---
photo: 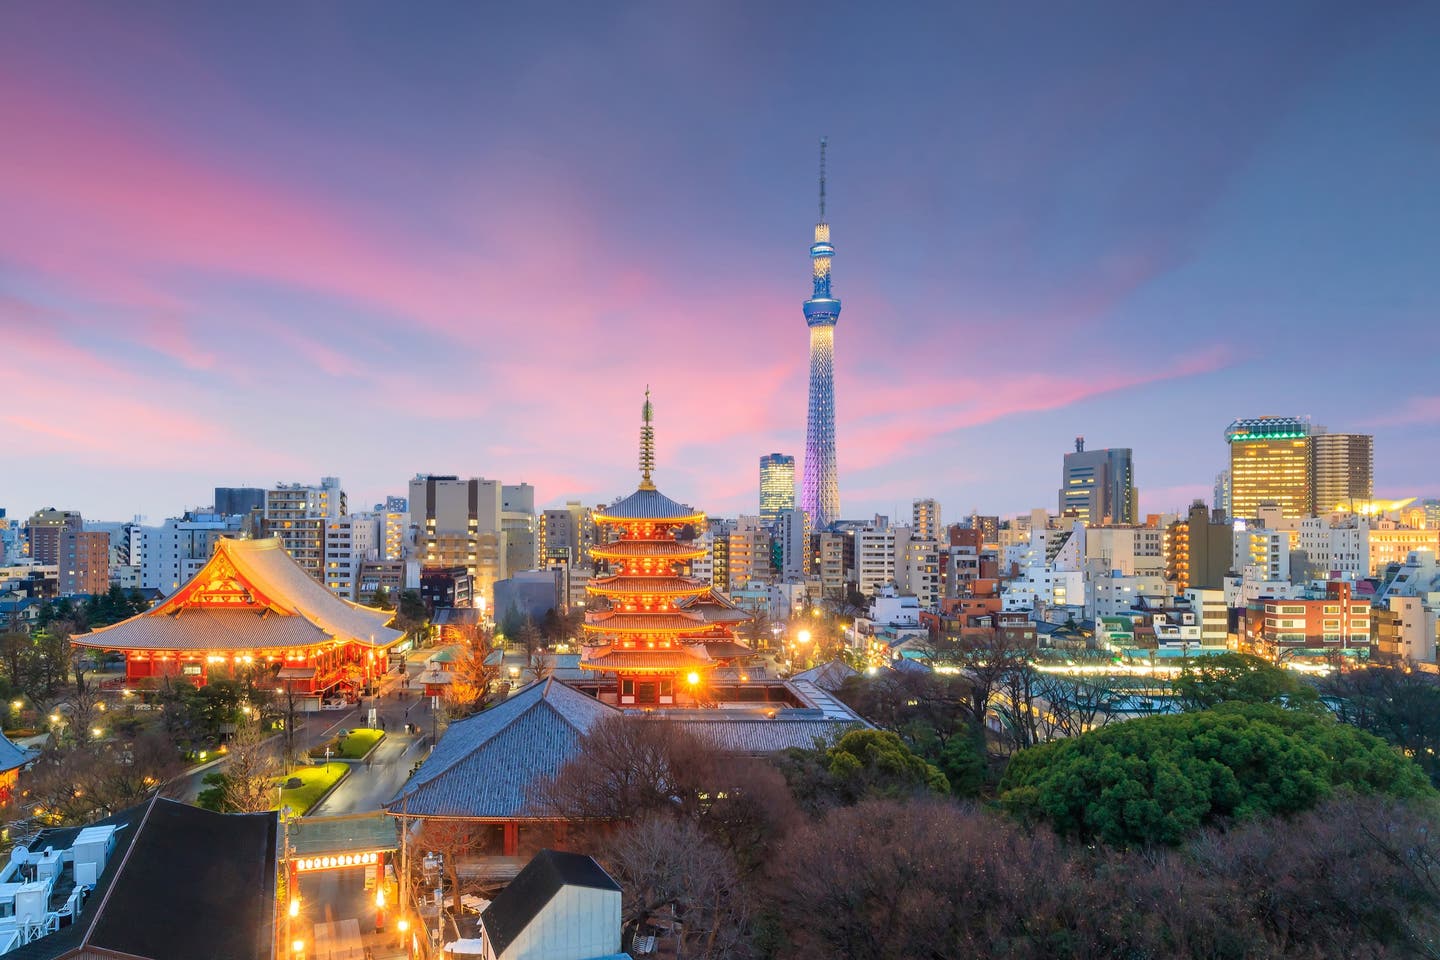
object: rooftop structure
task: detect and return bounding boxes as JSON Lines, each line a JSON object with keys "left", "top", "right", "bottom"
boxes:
{"left": 479, "top": 850, "right": 622, "bottom": 960}
{"left": 386, "top": 677, "right": 867, "bottom": 835}
{"left": 0, "top": 797, "right": 276, "bottom": 960}
{"left": 73, "top": 537, "right": 403, "bottom": 699}
{"left": 801, "top": 138, "right": 842, "bottom": 530}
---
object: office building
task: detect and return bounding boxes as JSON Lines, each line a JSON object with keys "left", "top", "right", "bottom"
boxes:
{"left": 1311, "top": 432, "right": 1374, "bottom": 514}
{"left": 759, "top": 453, "right": 796, "bottom": 524}
{"left": 1226, "top": 416, "right": 1312, "bottom": 519}
{"left": 1058, "top": 438, "right": 1137, "bottom": 524}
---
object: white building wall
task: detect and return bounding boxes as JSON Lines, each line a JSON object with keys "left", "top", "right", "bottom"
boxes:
{"left": 491, "top": 885, "right": 621, "bottom": 960}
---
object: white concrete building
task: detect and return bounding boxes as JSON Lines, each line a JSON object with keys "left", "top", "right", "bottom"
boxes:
{"left": 1088, "top": 571, "right": 1170, "bottom": 620}
{"left": 140, "top": 513, "right": 245, "bottom": 593}
{"left": 856, "top": 516, "right": 898, "bottom": 597}
{"left": 1083, "top": 524, "right": 1165, "bottom": 576}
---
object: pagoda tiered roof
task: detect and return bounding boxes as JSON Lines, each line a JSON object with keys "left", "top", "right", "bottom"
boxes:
{"left": 74, "top": 538, "right": 402, "bottom": 652}
{"left": 589, "top": 540, "right": 706, "bottom": 561}
{"left": 587, "top": 576, "right": 709, "bottom": 598}
{"left": 581, "top": 611, "right": 705, "bottom": 633}
{"left": 594, "top": 487, "right": 704, "bottom": 524}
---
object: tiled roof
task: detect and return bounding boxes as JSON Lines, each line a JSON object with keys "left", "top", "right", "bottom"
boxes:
{"left": 676, "top": 589, "right": 753, "bottom": 624}
{"left": 0, "top": 730, "right": 31, "bottom": 774}
{"left": 595, "top": 487, "right": 703, "bottom": 522}
{"left": 76, "top": 537, "right": 402, "bottom": 651}
{"left": 588, "top": 576, "right": 708, "bottom": 596}
{"left": 386, "top": 679, "right": 616, "bottom": 819}
{"left": 790, "top": 660, "right": 858, "bottom": 692}
{"left": 579, "top": 647, "right": 712, "bottom": 670}
{"left": 698, "top": 640, "right": 757, "bottom": 660}
{"left": 582, "top": 612, "right": 704, "bottom": 633}
{"left": 73, "top": 611, "right": 336, "bottom": 651}
{"left": 673, "top": 718, "right": 861, "bottom": 755}
{"left": 589, "top": 540, "right": 706, "bottom": 560}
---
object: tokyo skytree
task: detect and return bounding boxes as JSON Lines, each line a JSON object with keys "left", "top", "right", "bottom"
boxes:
{"left": 800, "top": 138, "right": 841, "bottom": 530}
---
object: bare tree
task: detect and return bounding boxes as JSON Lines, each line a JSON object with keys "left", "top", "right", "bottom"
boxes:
{"left": 418, "top": 818, "right": 481, "bottom": 916}
{"left": 66, "top": 673, "right": 101, "bottom": 747}
{"left": 222, "top": 712, "right": 278, "bottom": 813}
{"left": 601, "top": 816, "right": 752, "bottom": 960}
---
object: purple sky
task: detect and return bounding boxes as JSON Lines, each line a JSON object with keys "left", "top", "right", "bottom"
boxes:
{"left": 3, "top": 1, "right": 1438, "bottom": 524}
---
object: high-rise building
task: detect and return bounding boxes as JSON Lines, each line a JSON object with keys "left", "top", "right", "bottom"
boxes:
{"left": 1165, "top": 501, "right": 1233, "bottom": 591}
{"left": 213, "top": 487, "right": 265, "bottom": 516}
{"left": 727, "top": 517, "right": 773, "bottom": 588}
{"left": 324, "top": 513, "right": 379, "bottom": 599}
{"left": 263, "top": 477, "right": 345, "bottom": 581}
{"left": 912, "top": 499, "right": 942, "bottom": 542}
{"left": 1058, "top": 438, "right": 1137, "bottom": 524}
{"left": 59, "top": 530, "right": 109, "bottom": 596}
{"left": 800, "top": 139, "right": 842, "bottom": 531}
{"left": 24, "top": 509, "right": 82, "bottom": 565}
{"left": 777, "top": 508, "right": 808, "bottom": 580}
{"left": 409, "top": 474, "right": 505, "bottom": 607}
{"left": 759, "top": 454, "right": 796, "bottom": 524}
{"left": 1213, "top": 470, "right": 1232, "bottom": 519}
{"left": 141, "top": 512, "right": 246, "bottom": 592}
{"left": 502, "top": 483, "right": 538, "bottom": 574}
{"left": 1311, "top": 433, "right": 1374, "bottom": 514}
{"left": 1226, "top": 416, "right": 1313, "bottom": 519}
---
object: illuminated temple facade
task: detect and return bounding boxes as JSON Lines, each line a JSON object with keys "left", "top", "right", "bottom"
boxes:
{"left": 74, "top": 537, "right": 403, "bottom": 700}
{"left": 579, "top": 392, "right": 752, "bottom": 705}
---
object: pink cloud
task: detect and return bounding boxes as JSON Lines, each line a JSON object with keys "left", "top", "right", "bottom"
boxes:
{"left": 837, "top": 345, "right": 1232, "bottom": 470}
{"left": 1362, "top": 396, "right": 1440, "bottom": 428}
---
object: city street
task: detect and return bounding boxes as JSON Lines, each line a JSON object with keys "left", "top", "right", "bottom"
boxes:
{"left": 161, "top": 651, "right": 439, "bottom": 812}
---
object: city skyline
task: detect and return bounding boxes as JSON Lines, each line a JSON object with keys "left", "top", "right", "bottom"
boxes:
{"left": 3, "top": 3, "right": 1439, "bottom": 521}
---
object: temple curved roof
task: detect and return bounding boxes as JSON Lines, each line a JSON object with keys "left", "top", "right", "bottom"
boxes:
{"left": 75, "top": 537, "right": 403, "bottom": 651}
{"left": 594, "top": 487, "right": 704, "bottom": 523}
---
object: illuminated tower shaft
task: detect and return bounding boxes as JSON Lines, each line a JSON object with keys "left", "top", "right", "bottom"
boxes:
{"left": 801, "top": 139, "right": 841, "bottom": 529}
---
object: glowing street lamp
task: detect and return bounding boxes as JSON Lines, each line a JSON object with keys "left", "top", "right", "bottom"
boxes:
{"left": 796, "top": 629, "right": 812, "bottom": 645}
{"left": 686, "top": 671, "right": 701, "bottom": 687}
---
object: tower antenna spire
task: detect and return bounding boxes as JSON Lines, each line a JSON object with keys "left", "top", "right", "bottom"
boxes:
{"left": 818, "top": 136, "right": 827, "bottom": 222}
{"left": 639, "top": 386, "right": 656, "bottom": 490}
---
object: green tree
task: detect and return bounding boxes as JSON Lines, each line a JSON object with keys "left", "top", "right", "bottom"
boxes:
{"left": 394, "top": 590, "right": 429, "bottom": 641}
{"left": 998, "top": 702, "right": 1432, "bottom": 847}
{"left": 1173, "top": 652, "right": 1316, "bottom": 711}
{"left": 368, "top": 585, "right": 394, "bottom": 610}
{"left": 780, "top": 729, "right": 948, "bottom": 810}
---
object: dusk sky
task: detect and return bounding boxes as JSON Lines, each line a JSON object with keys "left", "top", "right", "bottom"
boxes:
{"left": 3, "top": 1, "right": 1438, "bottom": 524}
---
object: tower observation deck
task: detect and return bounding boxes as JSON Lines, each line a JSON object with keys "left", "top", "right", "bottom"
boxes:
{"left": 801, "top": 138, "right": 841, "bottom": 529}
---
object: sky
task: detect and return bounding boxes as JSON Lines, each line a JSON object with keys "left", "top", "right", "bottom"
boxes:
{"left": 2, "top": 1, "right": 1439, "bottom": 525}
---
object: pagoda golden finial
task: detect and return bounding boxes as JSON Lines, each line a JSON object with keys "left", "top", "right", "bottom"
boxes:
{"left": 639, "top": 386, "right": 656, "bottom": 490}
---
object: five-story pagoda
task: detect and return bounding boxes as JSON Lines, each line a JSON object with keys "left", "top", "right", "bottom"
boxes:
{"left": 580, "top": 391, "right": 752, "bottom": 706}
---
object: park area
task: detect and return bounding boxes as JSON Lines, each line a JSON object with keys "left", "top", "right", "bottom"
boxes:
{"left": 308, "top": 727, "right": 385, "bottom": 761}
{"left": 276, "top": 763, "right": 349, "bottom": 815}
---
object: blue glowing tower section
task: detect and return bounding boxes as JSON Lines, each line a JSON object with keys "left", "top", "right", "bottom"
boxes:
{"left": 801, "top": 138, "right": 841, "bottom": 530}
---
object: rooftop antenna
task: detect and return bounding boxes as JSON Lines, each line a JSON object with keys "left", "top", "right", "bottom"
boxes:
{"left": 818, "top": 136, "right": 828, "bottom": 222}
